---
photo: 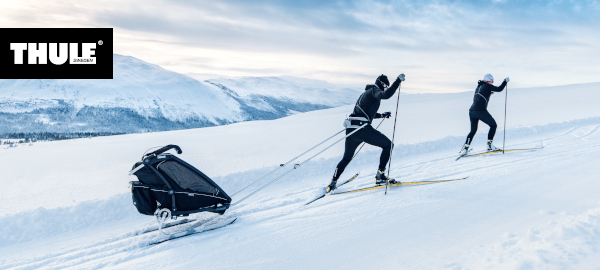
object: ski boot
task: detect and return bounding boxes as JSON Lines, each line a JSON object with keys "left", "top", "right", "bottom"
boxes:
{"left": 460, "top": 144, "right": 471, "bottom": 156}
{"left": 487, "top": 140, "right": 501, "bottom": 152}
{"left": 375, "top": 170, "right": 398, "bottom": 185}
{"left": 326, "top": 179, "right": 337, "bottom": 193}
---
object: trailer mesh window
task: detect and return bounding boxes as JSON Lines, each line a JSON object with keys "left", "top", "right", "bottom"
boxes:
{"left": 158, "top": 161, "right": 216, "bottom": 194}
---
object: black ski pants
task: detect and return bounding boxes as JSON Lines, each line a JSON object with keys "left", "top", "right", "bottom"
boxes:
{"left": 333, "top": 125, "right": 392, "bottom": 180}
{"left": 465, "top": 110, "right": 497, "bottom": 145}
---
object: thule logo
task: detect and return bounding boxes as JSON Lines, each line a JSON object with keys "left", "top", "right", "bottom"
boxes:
{"left": 10, "top": 42, "right": 98, "bottom": 65}
{"left": 1, "top": 28, "right": 113, "bottom": 79}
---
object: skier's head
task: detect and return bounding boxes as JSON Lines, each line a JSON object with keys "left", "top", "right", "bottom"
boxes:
{"left": 375, "top": 74, "right": 389, "bottom": 90}
{"left": 483, "top": 74, "right": 494, "bottom": 84}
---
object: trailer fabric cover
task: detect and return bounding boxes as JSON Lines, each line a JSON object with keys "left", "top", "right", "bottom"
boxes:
{"left": 158, "top": 160, "right": 218, "bottom": 194}
{"left": 131, "top": 183, "right": 157, "bottom": 215}
{"left": 132, "top": 162, "right": 164, "bottom": 186}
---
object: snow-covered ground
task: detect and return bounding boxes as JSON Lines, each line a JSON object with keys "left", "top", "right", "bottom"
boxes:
{"left": 0, "top": 82, "right": 599, "bottom": 269}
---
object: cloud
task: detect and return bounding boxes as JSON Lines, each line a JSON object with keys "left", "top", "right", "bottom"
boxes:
{"left": 1, "top": 0, "right": 599, "bottom": 91}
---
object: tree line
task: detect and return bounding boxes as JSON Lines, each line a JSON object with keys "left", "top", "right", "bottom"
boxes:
{"left": 0, "top": 131, "right": 126, "bottom": 143}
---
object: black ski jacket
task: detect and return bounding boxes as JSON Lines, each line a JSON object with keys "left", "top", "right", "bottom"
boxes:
{"left": 350, "top": 78, "right": 401, "bottom": 123}
{"left": 469, "top": 80, "right": 507, "bottom": 111}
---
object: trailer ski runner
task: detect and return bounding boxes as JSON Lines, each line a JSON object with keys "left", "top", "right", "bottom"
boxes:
{"left": 150, "top": 218, "right": 238, "bottom": 245}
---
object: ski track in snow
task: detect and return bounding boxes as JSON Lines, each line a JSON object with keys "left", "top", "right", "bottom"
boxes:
{"left": 2, "top": 122, "right": 600, "bottom": 269}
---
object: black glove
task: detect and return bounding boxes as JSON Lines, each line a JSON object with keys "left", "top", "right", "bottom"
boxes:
{"left": 382, "top": 112, "right": 392, "bottom": 118}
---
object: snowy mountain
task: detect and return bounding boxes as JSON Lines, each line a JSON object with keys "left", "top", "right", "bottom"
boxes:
{"left": 1, "top": 82, "right": 599, "bottom": 269}
{"left": 0, "top": 55, "right": 360, "bottom": 134}
{"left": 205, "top": 76, "right": 358, "bottom": 108}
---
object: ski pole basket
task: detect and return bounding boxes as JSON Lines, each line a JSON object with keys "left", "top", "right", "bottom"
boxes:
{"left": 129, "top": 145, "right": 231, "bottom": 217}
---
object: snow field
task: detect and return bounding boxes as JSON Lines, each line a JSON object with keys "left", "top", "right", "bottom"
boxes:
{"left": 454, "top": 206, "right": 600, "bottom": 269}
{"left": 1, "top": 120, "right": 599, "bottom": 269}
{"left": 0, "top": 82, "right": 599, "bottom": 269}
{"left": 1, "top": 123, "right": 598, "bottom": 269}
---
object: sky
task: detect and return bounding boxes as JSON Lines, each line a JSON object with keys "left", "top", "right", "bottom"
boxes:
{"left": 1, "top": 0, "right": 599, "bottom": 93}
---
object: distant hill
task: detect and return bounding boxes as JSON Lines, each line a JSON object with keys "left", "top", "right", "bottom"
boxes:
{"left": 0, "top": 55, "right": 360, "bottom": 135}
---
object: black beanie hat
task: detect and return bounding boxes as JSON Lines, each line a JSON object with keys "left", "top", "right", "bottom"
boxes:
{"left": 375, "top": 74, "right": 389, "bottom": 90}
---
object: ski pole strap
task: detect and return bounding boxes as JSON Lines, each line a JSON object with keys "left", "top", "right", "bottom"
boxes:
{"left": 232, "top": 124, "right": 368, "bottom": 206}
{"left": 230, "top": 128, "right": 346, "bottom": 196}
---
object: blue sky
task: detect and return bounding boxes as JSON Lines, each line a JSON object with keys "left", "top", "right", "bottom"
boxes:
{"left": 2, "top": 0, "right": 599, "bottom": 92}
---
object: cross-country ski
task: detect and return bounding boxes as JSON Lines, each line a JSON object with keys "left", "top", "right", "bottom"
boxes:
{"left": 335, "top": 176, "right": 470, "bottom": 195}
{"left": 457, "top": 147, "right": 544, "bottom": 160}
{"left": 305, "top": 172, "right": 360, "bottom": 205}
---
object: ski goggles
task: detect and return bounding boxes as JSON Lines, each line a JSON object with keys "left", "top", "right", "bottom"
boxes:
{"left": 377, "top": 79, "right": 388, "bottom": 88}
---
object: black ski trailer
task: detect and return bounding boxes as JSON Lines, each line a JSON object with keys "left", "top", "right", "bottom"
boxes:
{"left": 129, "top": 145, "right": 231, "bottom": 219}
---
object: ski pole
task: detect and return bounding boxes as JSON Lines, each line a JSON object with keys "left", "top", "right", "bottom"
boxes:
{"left": 233, "top": 123, "right": 369, "bottom": 206}
{"left": 385, "top": 83, "right": 402, "bottom": 195}
{"left": 231, "top": 128, "right": 345, "bottom": 196}
{"left": 503, "top": 85, "right": 508, "bottom": 154}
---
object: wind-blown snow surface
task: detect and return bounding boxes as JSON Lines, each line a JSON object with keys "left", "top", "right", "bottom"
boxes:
{"left": 0, "top": 55, "right": 359, "bottom": 134}
{"left": 1, "top": 82, "right": 599, "bottom": 269}
{"left": 205, "top": 76, "right": 358, "bottom": 108}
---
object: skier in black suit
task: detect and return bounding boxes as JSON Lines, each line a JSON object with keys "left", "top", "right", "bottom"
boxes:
{"left": 327, "top": 73, "right": 405, "bottom": 193}
{"left": 460, "top": 74, "right": 510, "bottom": 156}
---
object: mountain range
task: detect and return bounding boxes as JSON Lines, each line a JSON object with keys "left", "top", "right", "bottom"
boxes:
{"left": 0, "top": 54, "right": 360, "bottom": 135}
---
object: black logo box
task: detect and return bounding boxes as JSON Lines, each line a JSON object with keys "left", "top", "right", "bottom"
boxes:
{"left": 0, "top": 28, "right": 113, "bottom": 79}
